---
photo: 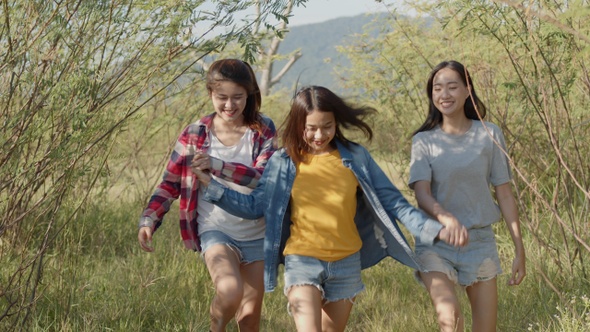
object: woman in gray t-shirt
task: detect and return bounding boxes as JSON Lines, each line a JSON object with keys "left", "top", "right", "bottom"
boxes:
{"left": 409, "top": 60, "right": 526, "bottom": 332}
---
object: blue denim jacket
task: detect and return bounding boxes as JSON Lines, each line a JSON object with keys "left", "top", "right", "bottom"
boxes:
{"left": 202, "top": 140, "right": 443, "bottom": 292}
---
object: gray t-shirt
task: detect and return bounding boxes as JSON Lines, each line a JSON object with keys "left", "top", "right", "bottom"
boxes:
{"left": 409, "top": 120, "right": 511, "bottom": 229}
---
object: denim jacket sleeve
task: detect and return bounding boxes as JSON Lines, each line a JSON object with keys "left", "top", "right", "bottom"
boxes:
{"left": 200, "top": 174, "right": 267, "bottom": 220}
{"left": 361, "top": 147, "right": 443, "bottom": 245}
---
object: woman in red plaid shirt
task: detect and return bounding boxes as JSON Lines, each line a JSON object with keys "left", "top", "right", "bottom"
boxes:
{"left": 137, "top": 59, "right": 277, "bottom": 332}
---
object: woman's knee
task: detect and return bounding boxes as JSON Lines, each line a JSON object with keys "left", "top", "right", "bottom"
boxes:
{"left": 435, "top": 305, "right": 463, "bottom": 332}
{"left": 214, "top": 278, "right": 244, "bottom": 305}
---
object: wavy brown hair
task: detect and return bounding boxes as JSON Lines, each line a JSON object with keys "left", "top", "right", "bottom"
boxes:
{"left": 281, "top": 86, "right": 375, "bottom": 163}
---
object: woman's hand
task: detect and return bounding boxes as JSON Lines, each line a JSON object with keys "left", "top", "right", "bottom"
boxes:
{"left": 437, "top": 212, "right": 469, "bottom": 247}
{"left": 191, "top": 152, "right": 212, "bottom": 186}
{"left": 138, "top": 226, "right": 154, "bottom": 252}
{"left": 509, "top": 249, "right": 526, "bottom": 286}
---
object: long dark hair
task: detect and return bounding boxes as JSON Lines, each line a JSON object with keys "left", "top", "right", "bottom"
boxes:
{"left": 413, "top": 60, "right": 487, "bottom": 135}
{"left": 281, "top": 86, "right": 375, "bottom": 163}
{"left": 206, "top": 59, "right": 263, "bottom": 131}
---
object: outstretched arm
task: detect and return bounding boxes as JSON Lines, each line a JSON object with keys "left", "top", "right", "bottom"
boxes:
{"left": 361, "top": 147, "right": 464, "bottom": 247}
{"left": 191, "top": 152, "right": 264, "bottom": 220}
{"left": 413, "top": 180, "right": 469, "bottom": 247}
{"left": 495, "top": 182, "right": 526, "bottom": 286}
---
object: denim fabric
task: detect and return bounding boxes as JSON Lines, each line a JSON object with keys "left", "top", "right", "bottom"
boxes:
{"left": 203, "top": 139, "right": 443, "bottom": 292}
{"left": 284, "top": 253, "right": 365, "bottom": 302}
{"left": 415, "top": 226, "right": 502, "bottom": 286}
{"left": 199, "top": 230, "right": 264, "bottom": 264}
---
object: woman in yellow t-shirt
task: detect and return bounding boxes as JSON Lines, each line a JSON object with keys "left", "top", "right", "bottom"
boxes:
{"left": 192, "top": 86, "right": 465, "bottom": 331}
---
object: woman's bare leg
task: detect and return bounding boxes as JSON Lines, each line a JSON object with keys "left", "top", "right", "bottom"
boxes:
{"left": 287, "top": 285, "right": 323, "bottom": 332}
{"left": 204, "top": 244, "right": 243, "bottom": 332}
{"left": 466, "top": 278, "right": 497, "bottom": 332}
{"left": 321, "top": 298, "right": 354, "bottom": 332}
{"left": 419, "top": 271, "right": 464, "bottom": 332}
{"left": 236, "top": 261, "right": 264, "bottom": 332}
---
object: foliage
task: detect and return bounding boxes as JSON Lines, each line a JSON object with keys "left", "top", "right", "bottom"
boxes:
{"left": 0, "top": 0, "right": 307, "bottom": 328}
{"left": 339, "top": 0, "right": 590, "bottom": 315}
{"left": 1, "top": 200, "right": 581, "bottom": 331}
{"left": 525, "top": 293, "right": 590, "bottom": 332}
{"left": 3, "top": 0, "right": 590, "bottom": 329}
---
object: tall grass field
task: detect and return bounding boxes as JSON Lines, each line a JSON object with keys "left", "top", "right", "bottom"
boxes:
{"left": 2, "top": 1, "right": 590, "bottom": 331}
{"left": 6, "top": 189, "right": 585, "bottom": 331}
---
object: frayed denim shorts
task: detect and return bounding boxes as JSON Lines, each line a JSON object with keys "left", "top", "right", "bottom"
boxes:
{"left": 283, "top": 252, "right": 365, "bottom": 303}
{"left": 415, "top": 226, "right": 503, "bottom": 287}
{"left": 199, "top": 230, "right": 264, "bottom": 264}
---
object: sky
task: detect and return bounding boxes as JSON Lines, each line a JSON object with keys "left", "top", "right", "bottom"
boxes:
{"left": 288, "top": 0, "right": 396, "bottom": 26}
{"left": 197, "top": 1, "right": 410, "bottom": 28}
{"left": 193, "top": 1, "right": 412, "bottom": 39}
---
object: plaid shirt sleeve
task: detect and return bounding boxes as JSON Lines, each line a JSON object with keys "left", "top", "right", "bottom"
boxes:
{"left": 138, "top": 126, "right": 192, "bottom": 230}
{"left": 209, "top": 116, "right": 277, "bottom": 189}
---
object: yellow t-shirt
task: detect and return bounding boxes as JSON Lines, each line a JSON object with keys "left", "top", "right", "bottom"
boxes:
{"left": 283, "top": 149, "right": 362, "bottom": 261}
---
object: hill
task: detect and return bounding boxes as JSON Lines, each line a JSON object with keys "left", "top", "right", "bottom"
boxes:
{"left": 270, "top": 12, "right": 388, "bottom": 94}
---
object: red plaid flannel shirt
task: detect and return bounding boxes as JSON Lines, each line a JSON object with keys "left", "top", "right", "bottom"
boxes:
{"left": 139, "top": 113, "right": 277, "bottom": 250}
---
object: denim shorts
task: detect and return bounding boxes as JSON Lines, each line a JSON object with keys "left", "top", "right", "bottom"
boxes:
{"left": 199, "top": 230, "right": 264, "bottom": 264}
{"left": 283, "top": 252, "right": 365, "bottom": 303}
{"left": 415, "top": 226, "right": 503, "bottom": 287}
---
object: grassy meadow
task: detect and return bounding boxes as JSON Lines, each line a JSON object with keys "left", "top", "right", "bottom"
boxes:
{"left": 3, "top": 1, "right": 590, "bottom": 331}
{"left": 14, "top": 174, "right": 587, "bottom": 332}
{"left": 11, "top": 87, "right": 588, "bottom": 332}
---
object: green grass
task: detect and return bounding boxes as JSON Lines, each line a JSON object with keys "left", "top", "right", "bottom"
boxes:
{"left": 2, "top": 199, "right": 583, "bottom": 331}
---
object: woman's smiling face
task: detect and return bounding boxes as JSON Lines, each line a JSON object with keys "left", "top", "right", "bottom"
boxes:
{"left": 210, "top": 81, "right": 248, "bottom": 123}
{"left": 432, "top": 67, "right": 471, "bottom": 118}
{"left": 304, "top": 110, "right": 336, "bottom": 155}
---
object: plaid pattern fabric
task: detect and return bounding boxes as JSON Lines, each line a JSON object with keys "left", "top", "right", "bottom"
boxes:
{"left": 139, "top": 113, "right": 277, "bottom": 250}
